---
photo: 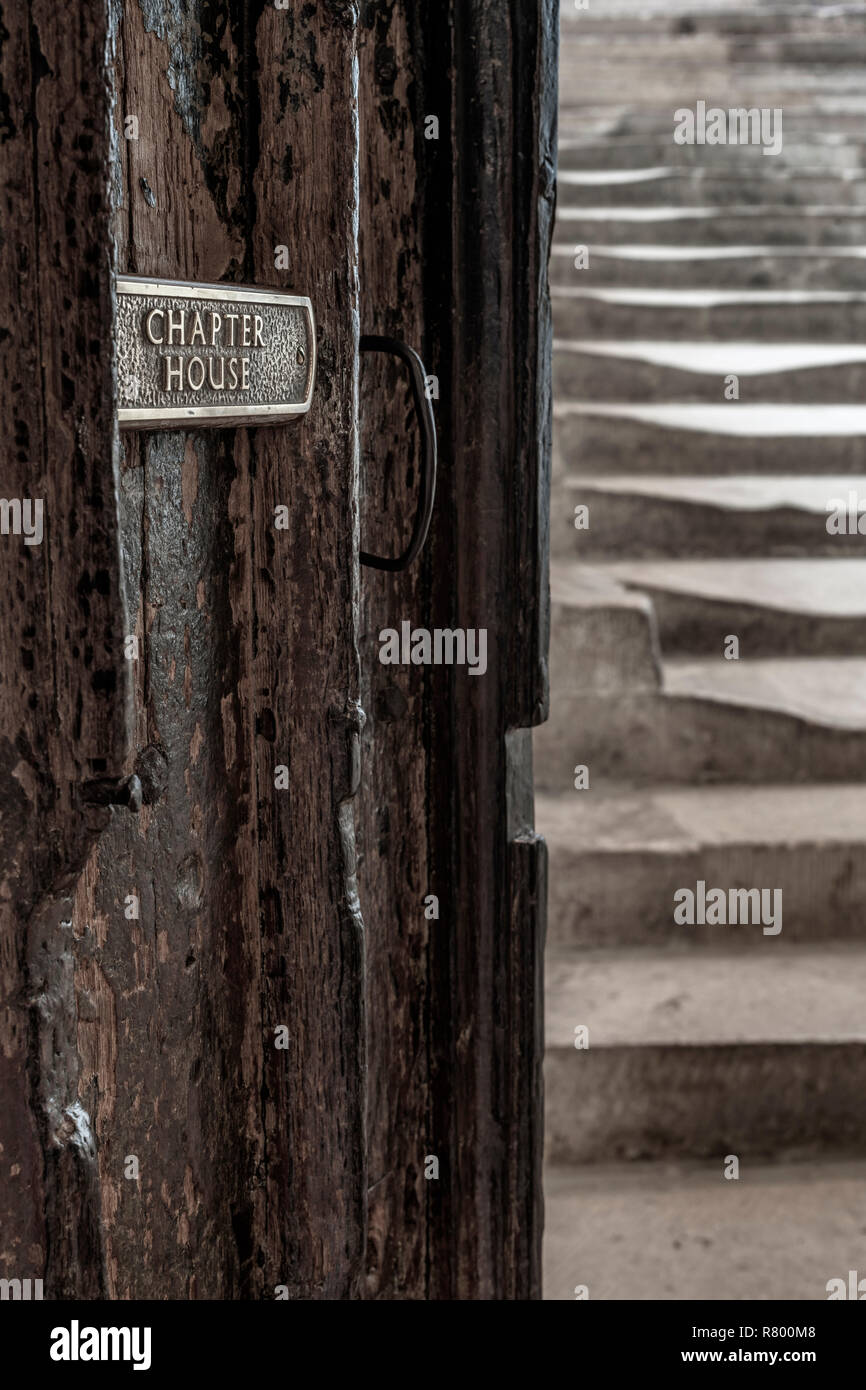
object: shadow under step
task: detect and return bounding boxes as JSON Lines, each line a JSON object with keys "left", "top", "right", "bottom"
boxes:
{"left": 555, "top": 403, "right": 866, "bottom": 476}
{"left": 549, "top": 244, "right": 866, "bottom": 290}
{"left": 554, "top": 340, "right": 866, "bottom": 402}
{"left": 558, "top": 169, "right": 866, "bottom": 209}
{"left": 557, "top": 205, "right": 866, "bottom": 246}
{"left": 555, "top": 475, "right": 866, "bottom": 559}
{"left": 557, "top": 140, "right": 866, "bottom": 172}
{"left": 552, "top": 288, "right": 866, "bottom": 339}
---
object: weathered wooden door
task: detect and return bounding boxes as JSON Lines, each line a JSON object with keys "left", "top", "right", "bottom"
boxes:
{"left": 1, "top": 0, "right": 554, "bottom": 1301}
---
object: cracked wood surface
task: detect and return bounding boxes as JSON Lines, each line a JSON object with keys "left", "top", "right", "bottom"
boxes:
{"left": 2, "top": 0, "right": 364, "bottom": 1300}
{"left": 0, "top": 0, "right": 552, "bottom": 1301}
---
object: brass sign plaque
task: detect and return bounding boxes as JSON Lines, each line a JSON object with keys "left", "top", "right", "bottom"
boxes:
{"left": 116, "top": 276, "right": 315, "bottom": 429}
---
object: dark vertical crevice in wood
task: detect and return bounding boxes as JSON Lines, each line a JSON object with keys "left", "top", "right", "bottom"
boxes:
{"left": 509, "top": 0, "right": 556, "bottom": 735}
{"left": 411, "top": 0, "right": 460, "bottom": 1302}
{"left": 504, "top": 830, "right": 547, "bottom": 1298}
{"left": 236, "top": 0, "right": 261, "bottom": 287}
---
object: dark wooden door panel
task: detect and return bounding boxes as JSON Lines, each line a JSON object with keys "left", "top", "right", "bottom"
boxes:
{"left": 2, "top": 0, "right": 365, "bottom": 1300}
{"left": 0, "top": 0, "right": 553, "bottom": 1301}
{"left": 357, "top": 0, "right": 554, "bottom": 1300}
{"left": 0, "top": 0, "right": 130, "bottom": 1298}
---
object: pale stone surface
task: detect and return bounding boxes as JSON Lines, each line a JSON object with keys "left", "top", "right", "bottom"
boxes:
{"left": 565, "top": 475, "right": 866, "bottom": 511}
{"left": 558, "top": 166, "right": 675, "bottom": 185}
{"left": 554, "top": 288, "right": 866, "bottom": 306}
{"left": 544, "top": 0, "right": 866, "bottom": 1283}
{"left": 563, "top": 244, "right": 866, "bottom": 261}
{"left": 554, "top": 341, "right": 866, "bottom": 373}
{"left": 558, "top": 206, "right": 866, "bottom": 221}
{"left": 545, "top": 944, "right": 866, "bottom": 1048}
{"left": 536, "top": 783, "right": 866, "bottom": 853}
{"left": 664, "top": 656, "right": 866, "bottom": 729}
{"left": 544, "top": 1160, "right": 866, "bottom": 1301}
{"left": 602, "top": 559, "right": 866, "bottom": 616}
{"left": 555, "top": 402, "right": 866, "bottom": 437}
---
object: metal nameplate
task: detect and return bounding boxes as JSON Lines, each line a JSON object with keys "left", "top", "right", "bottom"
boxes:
{"left": 116, "top": 276, "right": 315, "bottom": 429}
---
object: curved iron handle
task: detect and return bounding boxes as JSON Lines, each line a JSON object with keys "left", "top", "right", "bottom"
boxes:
{"left": 359, "top": 335, "right": 437, "bottom": 571}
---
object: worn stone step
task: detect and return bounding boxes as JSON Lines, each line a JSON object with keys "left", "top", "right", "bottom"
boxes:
{"left": 548, "top": 563, "right": 662, "bottom": 695}
{"left": 557, "top": 139, "right": 866, "bottom": 171}
{"left": 538, "top": 783, "right": 866, "bottom": 950}
{"left": 560, "top": 27, "right": 866, "bottom": 65}
{"left": 561, "top": 0, "right": 866, "bottom": 25}
{"left": 544, "top": 1157, "right": 866, "bottom": 1300}
{"left": 665, "top": 655, "right": 866, "bottom": 726}
{"left": 561, "top": 57, "right": 866, "bottom": 101}
{"left": 555, "top": 403, "right": 866, "bottom": 476}
{"left": 553, "top": 340, "right": 866, "bottom": 402}
{"left": 552, "top": 287, "right": 866, "bottom": 338}
{"left": 599, "top": 558, "right": 866, "bottom": 655}
{"left": 561, "top": 80, "right": 866, "bottom": 122}
{"left": 559, "top": 168, "right": 866, "bottom": 209}
{"left": 558, "top": 109, "right": 866, "bottom": 143}
{"left": 557, "top": 205, "right": 866, "bottom": 245}
{"left": 555, "top": 475, "right": 866, "bottom": 560}
{"left": 549, "top": 243, "right": 866, "bottom": 290}
{"left": 559, "top": 65, "right": 866, "bottom": 109}
{"left": 534, "top": 655, "right": 866, "bottom": 789}
{"left": 545, "top": 944, "right": 866, "bottom": 1163}
{"left": 560, "top": 3, "right": 866, "bottom": 40}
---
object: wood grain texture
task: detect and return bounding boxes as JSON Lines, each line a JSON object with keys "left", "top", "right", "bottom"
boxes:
{"left": 3, "top": 0, "right": 364, "bottom": 1300}
{"left": 0, "top": 0, "right": 130, "bottom": 1297}
{"left": 357, "top": 0, "right": 555, "bottom": 1299}
{"left": 357, "top": 0, "right": 432, "bottom": 1300}
{"left": 431, "top": 0, "right": 554, "bottom": 1300}
{"left": 1, "top": 0, "right": 553, "bottom": 1301}
{"left": 102, "top": 0, "right": 364, "bottom": 1299}
{"left": 433, "top": 0, "right": 556, "bottom": 1301}
{"left": 251, "top": 0, "right": 365, "bottom": 1302}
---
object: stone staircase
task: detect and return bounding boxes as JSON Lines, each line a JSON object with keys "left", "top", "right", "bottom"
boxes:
{"left": 539, "top": 0, "right": 866, "bottom": 1301}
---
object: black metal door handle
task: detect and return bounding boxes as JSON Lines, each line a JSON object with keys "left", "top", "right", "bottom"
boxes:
{"left": 359, "top": 335, "right": 437, "bottom": 571}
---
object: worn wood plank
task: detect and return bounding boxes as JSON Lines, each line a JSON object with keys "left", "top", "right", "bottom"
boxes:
{"left": 433, "top": 0, "right": 554, "bottom": 1300}
{"left": 251, "top": 0, "right": 365, "bottom": 1302}
{"left": 1, "top": 0, "right": 552, "bottom": 1301}
{"left": 357, "top": 0, "right": 555, "bottom": 1300}
{"left": 76, "top": 0, "right": 267, "bottom": 1299}
{"left": 0, "top": 0, "right": 129, "bottom": 1298}
{"left": 98, "top": 0, "right": 364, "bottom": 1299}
{"left": 2, "top": 0, "right": 364, "bottom": 1300}
{"left": 357, "top": 0, "right": 432, "bottom": 1300}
